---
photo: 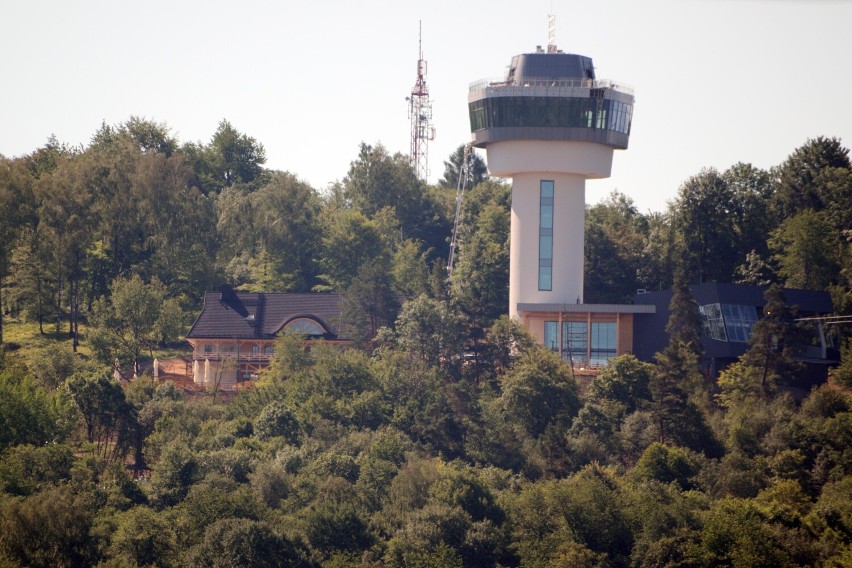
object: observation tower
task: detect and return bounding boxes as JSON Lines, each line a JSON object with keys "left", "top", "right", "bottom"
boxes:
{"left": 468, "top": 27, "right": 652, "bottom": 367}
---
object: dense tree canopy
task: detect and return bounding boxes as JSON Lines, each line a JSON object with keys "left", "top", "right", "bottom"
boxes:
{"left": 0, "top": 123, "right": 851, "bottom": 566}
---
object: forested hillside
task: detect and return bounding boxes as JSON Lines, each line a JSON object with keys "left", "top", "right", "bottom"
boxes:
{"left": 1, "top": 119, "right": 851, "bottom": 566}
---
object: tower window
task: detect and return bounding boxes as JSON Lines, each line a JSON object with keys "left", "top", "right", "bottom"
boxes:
{"left": 539, "top": 180, "right": 554, "bottom": 291}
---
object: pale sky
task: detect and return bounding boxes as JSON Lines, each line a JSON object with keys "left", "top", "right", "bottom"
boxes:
{"left": 2, "top": 0, "right": 851, "bottom": 213}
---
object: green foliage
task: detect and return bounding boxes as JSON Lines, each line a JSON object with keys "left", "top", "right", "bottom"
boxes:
{"left": 506, "top": 466, "right": 633, "bottom": 564}
{"left": 303, "top": 478, "right": 373, "bottom": 557}
{"left": 635, "top": 443, "right": 702, "bottom": 489}
{"left": 284, "top": 345, "right": 384, "bottom": 430}
{"left": 248, "top": 458, "right": 291, "bottom": 509}
{"left": 66, "top": 372, "right": 136, "bottom": 467}
{"left": 245, "top": 172, "right": 322, "bottom": 292}
{"left": 391, "top": 238, "right": 432, "bottom": 298}
{"left": 193, "top": 517, "right": 310, "bottom": 568}
{"left": 474, "top": 315, "right": 536, "bottom": 385}
{"left": 450, "top": 202, "right": 509, "bottom": 324}
{"left": 0, "top": 484, "right": 97, "bottom": 567}
{"left": 499, "top": 348, "right": 579, "bottom": 438}
{"left": 651, "top": 342, "right": 722, "bottom": 456}
{"left": 317, "top": 209, "right": 386, "bottom": 291}
{"left": 254, "top": 401, "right": 301, "bottom": 444}
{"left": 832, "top": 340, "right": 852, "bottom": 388}
{"left": 700, "top": 497, "right": 794, "bottom": 567}
{"left": 88, "top": 274, "right": 177, "bottom": 375}
{"left": 107, "top": 505, "right": 177, "bottom": 567}
{"left": 672, "top": 167, "right": 738, "bottom": 283}
{"left": 0, "top": 443, "right": 74, "bottom": 495}
{"left": 339, "top": 260, "right": 400, "bottom": 345}
{"left": 584, "top": 191, "right": 648, "bottom": 303}
{"left": 587, "top": 354, "right": 653, "bottom": 413}
{"left": 343, "top": 142, "right": 449, "bottom": 257}
{"left": 774, "top": 135, "right": 851, "bottom": 218}
{"left": 183, "top": 119, "right": 267, "bottom": 194}
{"left": 148, "top": 439, "right": 200, "bottom": 507}
{"left": 388, "top": 295, "right": 464, "bottom": 371}
{"left": 3, "top": 124, "right": 852, "bottom": 567}
{"left": 0, "top": 368, "right": 65, "bottom": 452}
{"left": 30, "top": 342, "right": 78, "bottom": 389}
{"left": 771, "top": 209, "right": 841, "bottom": 290}
{"left": 373, "top": 353, "right": 465, "bottom": 458}
{"left": 439, "top": 144, "right": 488, "bottom": 189}
{"left": 739, "top": 284, "right": 803, "bottom": 395}
{"left": 665, "top": 267, "right": 703, "bottom": 355}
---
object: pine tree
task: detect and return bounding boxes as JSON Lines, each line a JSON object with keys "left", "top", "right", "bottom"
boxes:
{"left": 650, "top": 341, "right": 721, "bottom": 455}
{"left": 740, "top": 284, "right": 803, "bottom": 393}
{"left": 665, "top": 267, "right": 703, "bottom": 358}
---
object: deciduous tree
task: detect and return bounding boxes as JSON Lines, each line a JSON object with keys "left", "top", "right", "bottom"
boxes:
{"left": 499, "top": 348, "right": 579, "bottom": 438}
{"left": 671, "top": 168, "right": 738, "bottom": 284}
{"left": 88, "top": 274, "right": 175, "bottom": 376}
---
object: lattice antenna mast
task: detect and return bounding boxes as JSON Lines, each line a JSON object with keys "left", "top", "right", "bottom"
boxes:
{"left": 547, "top": 13, "right": 557, "bottom": 52}
{"left": 408, "top": 21, "right": 434, "bottom": 181}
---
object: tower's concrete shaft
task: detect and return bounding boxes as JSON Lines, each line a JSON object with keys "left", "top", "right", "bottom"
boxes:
{"left": 468, "top": 49, "right": 633, "bottom": 318}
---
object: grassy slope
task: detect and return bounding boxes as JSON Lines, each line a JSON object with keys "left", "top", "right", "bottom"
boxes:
{"left": 2, "top": 316, "right": 190, "bottom": 372}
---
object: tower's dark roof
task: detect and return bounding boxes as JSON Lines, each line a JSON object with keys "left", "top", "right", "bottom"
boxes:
{"left": 508, "top": 52, "right": 595, "bottom": 84}
{"left": 186, "top": 287, "right": 344, "bottom": 340}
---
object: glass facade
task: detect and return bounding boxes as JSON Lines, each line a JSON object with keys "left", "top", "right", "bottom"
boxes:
{"left": 544, "top": 320, "right": 617, "bottom": 366}
{"left": 722, "top": 304, "right": 758, "bottom": 343}
{"left": 469, "top": 96, "right": 632, "bottom": 135}
{"left": 699, "top": 304, "right": 727, "bottom": 341}
{"left": 699, "top": 303, "right": 757, "bottom": 343}
{"left": 539, "top": 181, "right": 554, "bottom": 291}
{"left": 562, "top": 321, "right": 588, "bottom": 365}
{"left": 590, "top": 322, "right": 616, "bottom": 366}
{"left": 544, "top": 321, "right": 558, "bottom": 351}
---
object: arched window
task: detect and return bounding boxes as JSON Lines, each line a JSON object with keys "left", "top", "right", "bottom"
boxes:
{"left": 283, "top": 318, "right": 326, "bottom": 336}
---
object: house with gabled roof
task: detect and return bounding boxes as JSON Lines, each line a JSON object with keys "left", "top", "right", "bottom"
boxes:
{"left": 185, "top": 286, "right": 347, "bottom": 389}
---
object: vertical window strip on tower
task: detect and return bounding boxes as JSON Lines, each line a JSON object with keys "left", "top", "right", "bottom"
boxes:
{"left": 539, "top": 180, "right": 554, "bottom": 290}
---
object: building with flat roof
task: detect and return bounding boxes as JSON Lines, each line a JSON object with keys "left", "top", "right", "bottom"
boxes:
{"left": 632, "top": 282, "right": 838, "bottom": 383}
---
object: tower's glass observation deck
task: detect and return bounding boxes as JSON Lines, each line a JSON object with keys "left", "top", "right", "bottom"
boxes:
{"left": 468, "top": 51, "right": 633, "bottom": 149}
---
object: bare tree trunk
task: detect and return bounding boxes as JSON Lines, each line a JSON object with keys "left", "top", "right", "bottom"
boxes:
{"left": 0, "top": 275, "right": 4, "bottom": 345}
{"left": 71, "top": 279, "right": 79, "bottom": 352}
{"left": 55, "top": 273, "right": 63, "bottom": 334}
{"left": 69, "top": 278, "right": 74, "bottom": 340}
{"left": 37, "top": 274, "right": 44, "bottom": 335}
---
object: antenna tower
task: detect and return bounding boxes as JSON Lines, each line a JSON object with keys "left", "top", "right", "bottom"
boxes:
{"left": 547, "top": 13, "right": 557, "bottom": 52}
{"left": 408, "top": 21, "right": 434, "bottom": 181}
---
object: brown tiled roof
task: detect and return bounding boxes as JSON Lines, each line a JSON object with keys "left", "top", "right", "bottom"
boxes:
{"left": 186, "top": 287, "right": 344, "bottom": 340}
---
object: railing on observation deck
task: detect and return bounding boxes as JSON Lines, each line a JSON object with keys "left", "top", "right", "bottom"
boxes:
{"left": 469, "top": 77, "right": 634, "bottom": 96}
